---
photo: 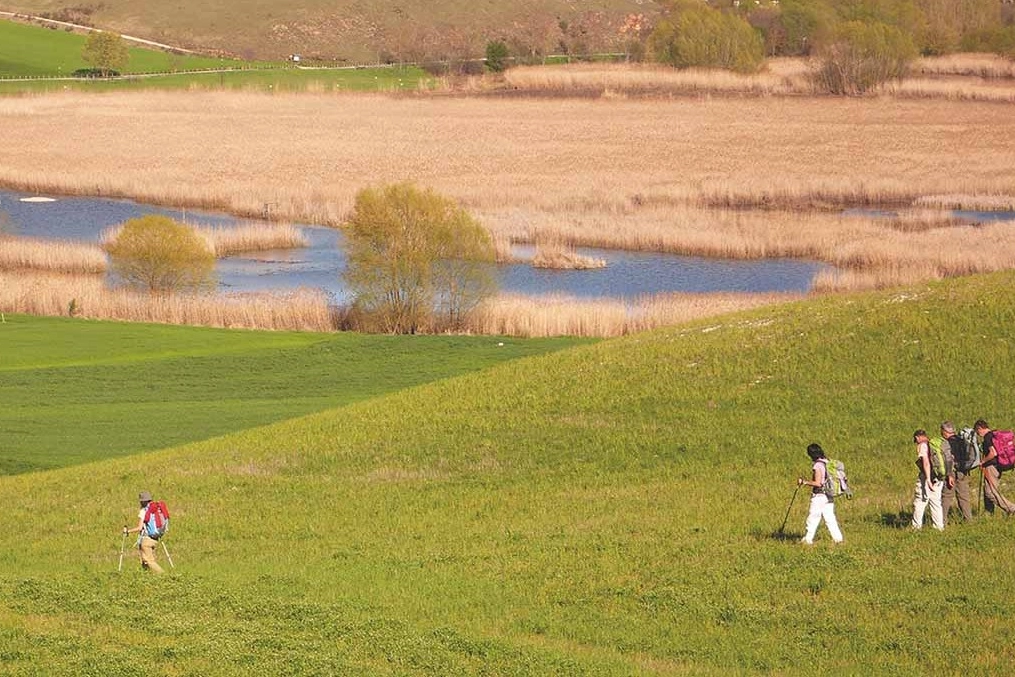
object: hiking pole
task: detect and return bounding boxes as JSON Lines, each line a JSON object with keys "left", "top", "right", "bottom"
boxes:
{"left": 161, "top": 540, "right": 175, "bottom": 569}
{"left": 117, "top": 527, "right": 127, "bottom": 572}
{"left": 978, "top": 469, "right": 984, "bottom": 516}
{"left": 778, "top": 484, "right": 801, "bottom": 535}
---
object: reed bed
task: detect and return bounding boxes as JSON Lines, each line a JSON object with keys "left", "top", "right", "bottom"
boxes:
{"left": 2, "top": 92, "right": 1012, "bottom": 229}
{"left": 531, "top": 237, "right": 607, "bottom": 270}
{"left": 0, "top": 237, "right": 107, "bottom": 274}
{"left": 913, "top": 53, "right": 1015, "bottom": 79}
{"left": 501, "top": 63, "right": 807, "bottom": 97}
{"left": 0, "top": 271, "right": 333, "bottom": 331}
{"left": 915, "top": 194, "right": 1015, "bottom": 211}
{"left": 469, "top": 292, "right": 799, "bottom": 338}
{"left": 885, "top": 78, "right": 1015, "bottom": 103}
{"left": 99, "top": 221, "right": 308, "bottom": 257}
{"left": 499, "top": 59, "right": 1015, "bottom": 102}
{"left": 195, "top": 223, "right": 308, "bottom": 256}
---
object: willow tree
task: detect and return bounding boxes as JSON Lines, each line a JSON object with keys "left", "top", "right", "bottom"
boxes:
{"left": 105, "top": 215, "right": 216, "bottom": 294}
{"left": 343, "top": 183, "right": 496, "bottom": 333}
{"left": 82, "top": 31, "right": 130, "bottom": 76}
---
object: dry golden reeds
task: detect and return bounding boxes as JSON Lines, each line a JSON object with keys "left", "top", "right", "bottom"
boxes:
{"left": 2, "top": 91, "right": 1012, "bottom": 231}
{"left": 0, "top": 271, "right": 334, "bottom": 331}
{"left": 531, "top": 236, "right": 606, "bottom": 270}
{"left": 0, "top": 237, "right": 107, "bottom": 274}
{"left": 501, "top": 62, "right": 807, "bottom": 97}
{"left": 913, "top": 54, "right": 1015, "bottom": 79}
{"left": 100, "top": 221, "right": 308, "bottom": 257}
{"left": 469, "top": 292, "right": 800, "bottom": 338}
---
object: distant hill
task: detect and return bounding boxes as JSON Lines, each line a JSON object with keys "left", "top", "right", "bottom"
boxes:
{"left": 0, "top": 0, "right": 651, "bottom": 62}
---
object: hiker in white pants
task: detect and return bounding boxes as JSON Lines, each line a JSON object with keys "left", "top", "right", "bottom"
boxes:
{"left": 911, "top": 429, "right": 945, "bottom": 530}
{"left": 798, "top": 443, "right": 844, "bottom": 544}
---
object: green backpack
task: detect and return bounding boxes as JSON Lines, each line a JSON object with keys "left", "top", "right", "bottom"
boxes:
{"left": 928, "top": 437, "right": 948, "bottom": 481}
{"left": 821, "top": 458, "right": 853, "bottom": 499}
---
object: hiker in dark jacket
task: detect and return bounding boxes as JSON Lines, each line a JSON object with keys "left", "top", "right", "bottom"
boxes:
{"left": 974, "top": 420, "right": 1015, "bottom": 515}
{"left": 123, "top": 491, "right": 164, "bottom": 573}
{"left": 938, "top": 422, "right": 972, "bottom": 523}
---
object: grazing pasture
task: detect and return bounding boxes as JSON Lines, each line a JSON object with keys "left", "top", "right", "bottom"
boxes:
{"left": 0, "top": 314, "right": 585, "bottom": 474}
{"left": 0, "top": 272, "right": 1013, "bottom": 673}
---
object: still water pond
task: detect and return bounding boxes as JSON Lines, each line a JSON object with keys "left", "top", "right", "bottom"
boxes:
{"left": 1, "top": 190, "right": 832, "bottom": 300}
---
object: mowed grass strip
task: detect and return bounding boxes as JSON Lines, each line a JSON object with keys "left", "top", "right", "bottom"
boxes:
{"left": 0, "top": 19, "right": 429, "bottom": 92}
{"left": 0, "top": 314, "right": 587, "bottom": 473}
{"left": 0, "top": 18, "right": 238, "bottom": 76}
{"left": 2, "top": 273, "right": 1015, "bottom": 673}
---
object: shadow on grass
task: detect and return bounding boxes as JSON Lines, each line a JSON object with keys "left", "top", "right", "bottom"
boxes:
{"left": 876, "top": 511, "right": 914, "bottom": 529}
{"left": 750, "top": 527, "right": 803, "bottom": 542}
{"left": 769, "top": 529, "right": 803, "bottom": 542}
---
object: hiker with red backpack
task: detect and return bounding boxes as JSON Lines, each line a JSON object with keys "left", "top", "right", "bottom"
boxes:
{"left": 911, "top": 429, "right": 945, "bottom": 530}
{"left": 974, "top": 420, "right": 1015, "bottom": 515}
{"left": 123, "top": 491, "right": 170, "bottom": 573}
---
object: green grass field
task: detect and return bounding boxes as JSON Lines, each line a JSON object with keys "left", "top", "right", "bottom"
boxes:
{"left": 0, "top": 19, "right": 430, "bottom": 93}
{"left": 1, "top": 273, "right": 1014, "bottom": 674}
{"left": 0, "top": 19, "right": 240, "bottom": 76}
{"left": 0, "top": 316, "right": 586, "bottom": 474}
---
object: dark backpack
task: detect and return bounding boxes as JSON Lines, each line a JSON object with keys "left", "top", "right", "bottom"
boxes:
{"left": 993, "top": 430, "right": 1015, "bottom": 472}
{"left": 142, "top": 501, "right": 170, "bottom": 540}
{"left": 956, "top": 427, "right": 981, "bottom": 472}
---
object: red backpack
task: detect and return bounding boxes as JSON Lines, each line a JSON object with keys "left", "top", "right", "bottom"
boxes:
{"left": 992, "top": 430, "right": 1015, "bottom": 471}
{"left": 142, "top": 501, "right": 171, "bottom": 540}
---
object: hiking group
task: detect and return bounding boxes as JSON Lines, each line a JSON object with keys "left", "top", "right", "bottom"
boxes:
{"left": 795, "top": 418, "right": 1014, "bottom": 544}
{"left": 120, "top": 491, "right": 171, "bottom": 573}
{"left": 910, "top": 419, "right": 1015, "bottom": 531}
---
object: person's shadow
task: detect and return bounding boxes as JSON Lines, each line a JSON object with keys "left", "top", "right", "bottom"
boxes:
{"left": 877, "top": 511, "right": 913, "bottom": 529}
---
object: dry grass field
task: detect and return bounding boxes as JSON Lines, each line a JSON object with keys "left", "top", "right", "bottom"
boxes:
{"left": 2, "top": 89, "right": 1013, "bottom": 292}
{"left": 1, "top": 85, "right": 1014, "bottom": 335}
{"left": 0, "top": 271, "right": 335, "bottom": 331}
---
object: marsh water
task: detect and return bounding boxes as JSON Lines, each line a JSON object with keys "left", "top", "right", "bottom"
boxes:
{"left": 0, "top": 189, "right": 847, "bottom": 301}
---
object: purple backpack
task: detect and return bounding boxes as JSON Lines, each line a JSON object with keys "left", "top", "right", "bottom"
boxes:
{"left": 992, "top": 430, "right": 1015, "bottom": 471}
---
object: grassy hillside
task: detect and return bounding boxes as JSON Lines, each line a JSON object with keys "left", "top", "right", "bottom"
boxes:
{"left": 0, "top": 315, "right": 585, "bottom": 474}
{"left": 0, "top": 18, "right": 239, "bottom": 76}
{"left": 2, "top": 272, "right": 1015, "bottom": 673}
{"left": 1, "top": 0, "right": 647, "bottom": 61}
{"left": 0, "top": 19, "right": 430, "bottom": 92}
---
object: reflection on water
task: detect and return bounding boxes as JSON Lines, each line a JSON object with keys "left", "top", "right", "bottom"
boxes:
{"left": 1, "top": 189, "right": 843, "bottom": 300}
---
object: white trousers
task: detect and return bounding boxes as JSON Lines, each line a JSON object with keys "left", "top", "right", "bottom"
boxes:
{"left": 912, "top": 478, "right": 944, "bottom": 530}
{"left": 803, "top": 493, "right": 843, "bottom": 544}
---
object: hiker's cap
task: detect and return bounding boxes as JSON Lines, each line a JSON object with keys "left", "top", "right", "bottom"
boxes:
{"left": 139, "top": 491, "right": 153, "bottom": 503}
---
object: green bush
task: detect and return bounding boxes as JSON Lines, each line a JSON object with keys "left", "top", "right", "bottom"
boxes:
{"left": 779, "top": 0, "right": 838, "bottom": 55}
{"left": 961, "top": 26, "right": 1015, "bottom": 59}
{"left": 81, "top": 31, "right": 129, "bottom": 77}
{"left": 342, "top": 183, "right": 496, "bottom": 334}
{"left": 813, "top": 20, "right": 916, "bottom": 95}
{"left": 485, "top": 40, "right": 509, "bottom": 72}
{"left": 104, "top": 215, "right": 215, "bottom": 294}
{"left": 649, "top": 5, "right": 765, "bottom": 73}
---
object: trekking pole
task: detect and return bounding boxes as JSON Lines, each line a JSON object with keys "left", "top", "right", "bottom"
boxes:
{"left": 117, "top": 527, "right": 127, "bottom": 572}
{"left": 161, "top": 540, "right": 175, "bottom": 569}
{"left": 778, "top": 484, "right": 801, "bottom": 535}
{"left": 978, "top": 469, "right": 984, "bottom": 516}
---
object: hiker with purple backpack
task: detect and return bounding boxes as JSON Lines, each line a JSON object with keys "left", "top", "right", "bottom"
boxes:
{"left": 974, "top": 420, "right": 1015, "bottom": 515}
